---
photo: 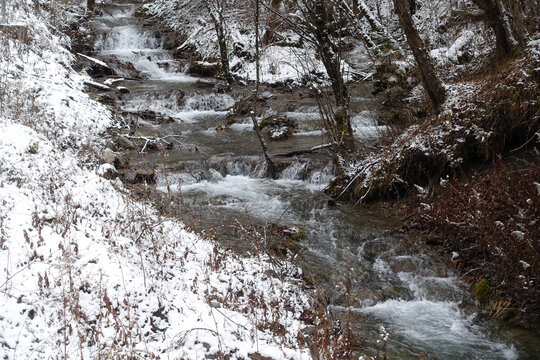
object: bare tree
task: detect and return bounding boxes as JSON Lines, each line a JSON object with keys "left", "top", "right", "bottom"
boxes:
{"left": 252, "top": 0, "right": 277, "bottom": 178}
{"left": 393, "top": 0, "right": 446, "bottom": 110}
{"left": 472, "top": 0, "right": 526, "bottom": 58}
{"left": 289, "top": 0, "right": 355, "bottom": 150}
{"left": 202, "top": 0, "right": 233, "bottom": 83}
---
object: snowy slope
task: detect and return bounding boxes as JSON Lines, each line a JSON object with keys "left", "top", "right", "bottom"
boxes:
{"left": 0, "top": 2, "right": 310, "bottom": 359}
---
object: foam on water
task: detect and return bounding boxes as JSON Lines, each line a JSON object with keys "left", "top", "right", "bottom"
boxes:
{"left": 122, "top": 92, "right": 187, "bottom": 119}
{"left": 361, "top": 300, "right": 518, "bottom": 359}
{"left": 95, "top": 24, "right": 197, "bottom": 82}
{"left": 95, "top": 26, "right": 160, "bottom": 52}
{"left": 351, "top": 110, "right": 387, "bottom": 139}
{"left": 183, "top": 94, "right": 235, "bottom": 112}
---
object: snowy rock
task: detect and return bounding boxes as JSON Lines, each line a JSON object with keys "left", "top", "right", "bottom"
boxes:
{"left": 100, "top": 148, "right": 117, "bottom": 164}
{"left": 512, "top": 231, "right": 525, "bottom": 240}
{"left": 97, "top": 163, "right": 118, "bottom": 180}
{"left": 117, "top": 86, "right": 130, "bottom": 94}
{"left": 78, "top": 53, "right": 115, "bottom": 77}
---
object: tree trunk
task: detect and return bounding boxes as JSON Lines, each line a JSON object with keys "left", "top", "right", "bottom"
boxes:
{"left": 393, "top": 0, "right": 446, "bottom": 110}
{"left": 252, "top": 0, "right": 277, "bottom": 178}
{"left": 87, "top": 0, "right": 95, "bottom": 12}
{"left": 207, "top": 1, "right": 233, "bottom": 83}
{"left": 312, "top": 0, "right": 354, "bottom": 150}
{"left": 262, "top": 0, "right": 282, "bottom": 45}
{"left": 472, "top": 0, "right": 525, "bottom": 57}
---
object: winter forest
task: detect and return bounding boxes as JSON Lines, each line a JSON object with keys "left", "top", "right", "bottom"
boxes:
{"left": 0, "top": 0, "right": 539, "bottom": 358}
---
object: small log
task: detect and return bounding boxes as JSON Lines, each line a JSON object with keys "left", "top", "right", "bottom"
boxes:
{"left": 83, "top": 80, "right": 111, "bottom": 91}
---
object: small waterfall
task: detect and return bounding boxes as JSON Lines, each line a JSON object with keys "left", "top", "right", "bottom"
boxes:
{"left": 207, "top": 155, "right": 261, "bottom": 177}
{"left": 122, "top": 91, "right": 186, "bottom": 118}
{"left": 280, "top": 161, "right": 312, "bottom": 180}
{"left": 280, "top": 160, "right": 335, "bottom": 184}
{"left": 183, "top": 94, "right": 235, "bottom": 112}
{"left": 95, "top": 26, "right": 161, "bottom": 52}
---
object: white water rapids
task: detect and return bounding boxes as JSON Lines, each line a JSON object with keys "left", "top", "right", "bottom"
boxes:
{"left": 89, "top": 3, "right": 532, "bottom": 358}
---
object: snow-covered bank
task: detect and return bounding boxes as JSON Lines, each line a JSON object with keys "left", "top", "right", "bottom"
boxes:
{"left": 0, "top": 2, "right": 310, "bottom": 359}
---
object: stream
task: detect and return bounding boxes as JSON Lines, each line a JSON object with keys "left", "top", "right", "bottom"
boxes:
{"left": 88, "top": 2, "right": 539, "bottom": 358}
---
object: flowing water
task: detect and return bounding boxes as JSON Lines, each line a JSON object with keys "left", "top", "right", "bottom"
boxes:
{"left": 88, "top": 2, "right": 539, "bottom": 358}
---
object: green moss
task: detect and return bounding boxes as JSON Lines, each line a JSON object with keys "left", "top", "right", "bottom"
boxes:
{"left": 226, "top": 115, "right": 236, "bottom": 125}
{"left": 285, "top": 241, "right": 297, "bottom": 250}
{"left": 259, "top": 118, "right": 269, "bottom": 129}
{"left": 288, "top": 226, "right": 306, "bottom": 241}
{"left": 475, "top": 279, "right": 491, "bottom": 301}
{"left": 216, "top": 123, "right": 228, "bottom": 131}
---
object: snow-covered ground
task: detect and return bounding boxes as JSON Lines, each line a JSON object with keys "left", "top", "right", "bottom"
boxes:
{"left": 0, "top": 2, "right": 310, "bottom": 359}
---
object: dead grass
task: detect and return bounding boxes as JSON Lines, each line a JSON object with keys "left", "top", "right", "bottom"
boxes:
{"left": 407, "top": 158, "right": 540, "bottom": 325}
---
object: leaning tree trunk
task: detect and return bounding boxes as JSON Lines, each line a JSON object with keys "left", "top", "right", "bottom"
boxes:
{"left": 393, "top": 0, "right": 446, "bottom": 110}
{"left": 472, "top": 0, "right": 526, "bottom": 58}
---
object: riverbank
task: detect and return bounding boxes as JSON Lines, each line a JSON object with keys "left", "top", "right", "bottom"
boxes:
{"left": 83, "top": 0, "right": 539, "bottom": 358}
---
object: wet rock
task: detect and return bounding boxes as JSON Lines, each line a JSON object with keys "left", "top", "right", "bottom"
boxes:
{"left": 233, "top": 96, "right": 253, "bottom": 116}
{"left": 303, "top": 325, "right": 316, "bottom": 336}
{"left": 194, "top": 79, "right": 215, "bottom": 89}
{"left": 389, "top": 257, "right": 418, "bottom": 273}
{"left": 114, "top": 135, "right": 136, "bottom": 150}
{"left": 97, "top": 163, "right": 118, "bottom": 180}
{"left": 260, "top": 115, "right": 297, "bottom": 141}
{"left": 123, "top": 166, "right": 156, "bottom": 184}
{"left": 105, "top": 140, "right": 117, "bottom": 152}
{"left": 189, "top": 61, "right": 221, "bottom": 77}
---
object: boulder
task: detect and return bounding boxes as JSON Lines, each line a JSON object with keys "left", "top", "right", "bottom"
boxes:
{"left": 123, "top": 166, "right": 155, "bottom": 184}
{"left": 97, "top": 163, "right": 118, "bottom": 180}
{"left": 260, "top": 115, "right": 297, "bottom": 141}
{"left": 117, "top": 86, "right": 130, "bottom": 94}
{"left": 114, "top": 135, "right": 136, "bottom": 150}
{"left": 77, "top": 53, "right": 116, "bottom": 77}
{"left": 100, "top": 148, "right": 117, "bottom": 164}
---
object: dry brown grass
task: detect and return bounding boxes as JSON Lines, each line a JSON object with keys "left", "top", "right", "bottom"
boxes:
{"left": 408, "top": 159, "right": 540, "bottom": 324}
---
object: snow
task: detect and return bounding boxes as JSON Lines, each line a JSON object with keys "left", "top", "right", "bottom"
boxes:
{"left": 0, "top": 1, "right": 310, "bottom": 359}
{"left": 77, "top": 52, "right": 110, "bottom": 68}
{"left": 83, "top": 79, "right": 111, "bottom": 90}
